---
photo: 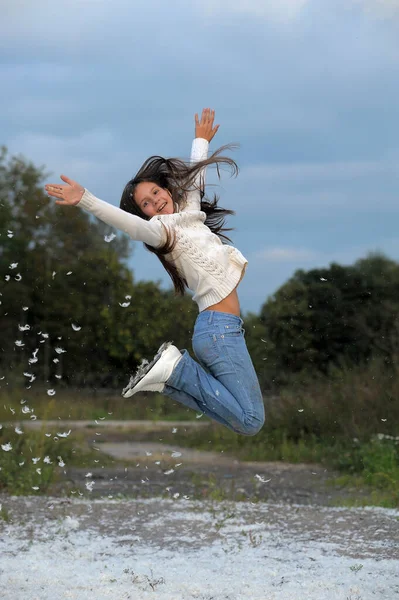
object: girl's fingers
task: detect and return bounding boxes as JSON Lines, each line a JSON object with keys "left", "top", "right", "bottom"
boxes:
{"left": 207, "top": 109, "right": 215, "bottom": 124}
{"left": 201, "top": 108, "right": 210, "bottom": 122}
{"left": 45, "top": 183, "right": 63, "bottom": 189}
{"left": 45, "top": 183, "right": 70, "bottom": 201}
{"left": 47, "top": 190, "right": 64, "bottom": 199}
{"left": 45, "top": 184, "right": 63, "bottom": 193}
{"left": 199, "top": 108, "right": 215, "bottom": 124}
{"left": 60, "top": 174, "right": 75, "bottom": 186}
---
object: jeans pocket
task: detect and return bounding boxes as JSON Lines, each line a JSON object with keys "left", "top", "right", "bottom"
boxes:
{"left": 192, "top": 331, "right": 220, "bottom": 366}
{"left": 221, "top": 322, "right": 244, "bottom": 337}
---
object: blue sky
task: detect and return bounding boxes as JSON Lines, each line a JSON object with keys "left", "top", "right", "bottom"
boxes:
{"left": 2, "top": 0, "right": 399, "bottom": 314}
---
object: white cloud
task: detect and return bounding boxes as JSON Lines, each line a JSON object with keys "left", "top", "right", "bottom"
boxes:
{"left": 7, "top": 97, "right": 84, "bottom": 123}
{"left": 253, "top": 240, "right": 399, "bottom": 268}
{"left": 0, "top": 0, "right": 192, "bottom": 59}
{"left": 201, "top": 0, "right": 310, "bottom": 20}
{"left": 241, "top": 158, "right": 398, "bottom": 184}
{"left": 255, "top": 247, "right": 317, "bottom": 262}
{"left": 8, "top": 129, "right": 117, "bottom": 162}
{"left": 221, "top": 156, "right": 399, "bottom": 218}
{"left": 201, "top": 0, "right": 399, "bottom": 26}
{"left": 355, "top": 0, "right": 399, "bottom": 18}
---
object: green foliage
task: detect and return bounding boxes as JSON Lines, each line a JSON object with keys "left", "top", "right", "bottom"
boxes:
{"left": 0, "top": 505, "right": 10, "bottom": 522}
{"left": 258, "top": 254, "right": 399, "bottom": 379}
{"left": 271, "top": 357, "right": 399, "bottom": 441}
{"left": 0, "top": 425, "right": 76, "bottom": 495}
{"left": 243, "top": 312, "right": 276, "bottom": 392}
{"left": 100, "top": 282, "right": 195, "bottom": 373}
{"left": 331, "top": 435, "right": 399, "bottom": 508}
{"left": 333, "top": 435, "right": 399, "bottom": 488}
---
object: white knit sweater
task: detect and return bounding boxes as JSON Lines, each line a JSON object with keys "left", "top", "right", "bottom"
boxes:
{"left": 78, "top": 138, "right": 247, "bottom": 311}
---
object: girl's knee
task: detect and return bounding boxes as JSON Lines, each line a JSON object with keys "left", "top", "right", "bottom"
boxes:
{"left": 237, "top": 415, "right": 265, "bottom": 436}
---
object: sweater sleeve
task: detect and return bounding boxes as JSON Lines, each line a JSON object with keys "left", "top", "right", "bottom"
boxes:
{"left": 78, "top": 190, "right": 166, "bottom": 247}
{"left": 181, "top": 137, "right": 209, "bottom": 212}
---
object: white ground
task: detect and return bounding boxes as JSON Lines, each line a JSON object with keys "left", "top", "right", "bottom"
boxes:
{"left": 0, "top": 496, "right": 398, "bottom": 600}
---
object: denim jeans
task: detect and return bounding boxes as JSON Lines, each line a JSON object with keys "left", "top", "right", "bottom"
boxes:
{"left": 164, "top": 311, "right": 265, "bottom": 435}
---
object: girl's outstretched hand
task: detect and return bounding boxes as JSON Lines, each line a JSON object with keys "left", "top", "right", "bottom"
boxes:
{"left": 45, "top": 175, "right": 84, "bottom": 206}
{"left": 195, "top": 108, "right": 219, "bottom": 142}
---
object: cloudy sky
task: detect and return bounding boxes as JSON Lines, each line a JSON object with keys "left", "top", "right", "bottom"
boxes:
{"left": 2, "top": 0, "right": 399, "bottom": 314}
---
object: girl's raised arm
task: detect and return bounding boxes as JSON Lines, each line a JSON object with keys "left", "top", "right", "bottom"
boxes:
{"left": 183, "top": 108, "right": 219, "bottom": 212}
{"left": 45, "top": 176, "right": 165, "bottom": 247}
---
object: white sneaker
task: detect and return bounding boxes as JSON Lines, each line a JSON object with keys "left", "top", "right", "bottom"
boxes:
{"left": 122, "top": 342, "right": 182, "bottom": 398}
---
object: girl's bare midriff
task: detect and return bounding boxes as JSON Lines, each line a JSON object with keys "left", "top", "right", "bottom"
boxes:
{"left": 204, "top": 288, "right": 241, "bottom": 317}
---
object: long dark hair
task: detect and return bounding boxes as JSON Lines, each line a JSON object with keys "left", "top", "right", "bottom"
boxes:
{"left": 120, "top": 145, "right": 239, "bottom": 295}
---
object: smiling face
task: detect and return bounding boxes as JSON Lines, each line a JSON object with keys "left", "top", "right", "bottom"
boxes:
{"left": 133, "top": 181, "right": 174, "bottom": 217}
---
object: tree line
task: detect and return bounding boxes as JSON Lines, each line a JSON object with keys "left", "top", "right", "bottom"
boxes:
{"left": 1, "top": 147, "right": 399, "bottom": 391}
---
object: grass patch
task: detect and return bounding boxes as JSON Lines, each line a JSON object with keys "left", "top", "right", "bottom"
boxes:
{"left": 328, "top": 435, "right": 399, "bottom": 508}
{"left": 0, "top": 424, "right": 117, "bottom": 495}
{"left": 0, "top": 425, "right": 70, "bottom": 495}
{"left": 0, "top": 504, "right": 11, "bottom": 522}
{"left": 331, "top": 475, "right": 399, "bottom": 509}
{"left": 0, "top": 386, "right": 199, "bottom": 423}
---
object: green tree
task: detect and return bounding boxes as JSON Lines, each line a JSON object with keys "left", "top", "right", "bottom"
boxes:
{"left": 259, "top": 253, "right": 399, "bottom": 377}
{"left": 0, "top": 148, "right": 130, "bottom": 384}
{"left": 100, "top": 282, "right": 195, "bottom": 382}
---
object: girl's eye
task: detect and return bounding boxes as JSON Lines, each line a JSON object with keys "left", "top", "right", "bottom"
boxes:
{"left": 143, "top": 201, "right": 148, "bottom": 208}
{"left": 154, "top": 190, "right": 158, "bottom": 195}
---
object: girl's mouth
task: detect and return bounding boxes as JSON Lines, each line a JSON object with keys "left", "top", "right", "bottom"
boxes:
{"left": 158, "top": 202, "right": 167, "bottom": 212}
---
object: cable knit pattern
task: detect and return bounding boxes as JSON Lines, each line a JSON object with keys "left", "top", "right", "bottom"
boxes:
{"left": 175, "top": 230, "right": 225, "bottom": 278}
{"left": 77, "top": 138, "right": 247, "bottom": 312}
{"left": 156, "top": 209, "right": 247, "bottom": 310}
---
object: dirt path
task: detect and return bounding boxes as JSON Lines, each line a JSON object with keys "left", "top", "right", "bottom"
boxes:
{"left": 12, "top": 419, "right": 379, "bottom": 505}
{"left": 3, "top": 419, "right": 384, "bottom": 506}
{"left": 59, "top": 439, "right": 367, "bottom": 505}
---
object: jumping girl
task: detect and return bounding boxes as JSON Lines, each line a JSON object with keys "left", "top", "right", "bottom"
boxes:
{"left": 45, "top": 109, "right": 265, "bottom": 436}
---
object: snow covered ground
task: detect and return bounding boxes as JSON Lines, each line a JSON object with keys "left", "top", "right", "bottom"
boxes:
{"left": 0, "top": 496, "right": 398, "bottom": 600}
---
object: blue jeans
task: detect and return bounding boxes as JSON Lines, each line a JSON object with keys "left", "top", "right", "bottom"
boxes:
{"left": 164, "top": 311, "right": 265, "bottom": 435}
